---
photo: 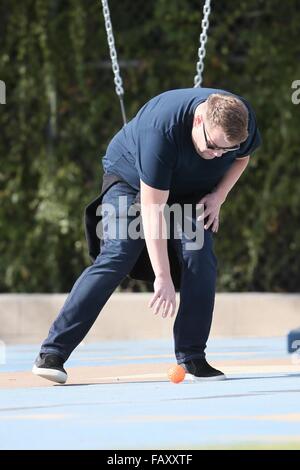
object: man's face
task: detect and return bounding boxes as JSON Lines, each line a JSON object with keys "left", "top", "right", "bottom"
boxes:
{"left": 192, "top": 114, "right": 240, "bottom": 160}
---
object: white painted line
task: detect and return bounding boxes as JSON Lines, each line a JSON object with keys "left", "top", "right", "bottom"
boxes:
{"left": 88, "top": 365, "right": 300, "bottom": 382}
{"left": 90, "top": 372, "right": 167, "bottom": 381}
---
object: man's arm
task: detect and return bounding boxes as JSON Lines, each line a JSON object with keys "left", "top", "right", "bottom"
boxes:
{"left": 198, "top": 156, "right": 250, "bottom": 232}
{"left": 213, "top": 155, "right": 250, "bottom": 202}
{"left": 140, "top": 179, "right": 176, "bottom": 317}
{"left": 140, "top": 179, "right": 171, "bottom": 278}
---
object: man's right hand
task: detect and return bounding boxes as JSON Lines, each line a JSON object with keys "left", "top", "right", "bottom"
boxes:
{"left": 148, "top": 274, "right": 177, "bottom": 318}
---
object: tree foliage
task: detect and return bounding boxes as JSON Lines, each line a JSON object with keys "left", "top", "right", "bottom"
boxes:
{"left": 0, "top": 0, "right": 299, "bottom": 292}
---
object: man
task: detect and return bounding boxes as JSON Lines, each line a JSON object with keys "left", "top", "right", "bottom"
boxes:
{"left": 32, "top": 87, "right": 261, "bottom": 384}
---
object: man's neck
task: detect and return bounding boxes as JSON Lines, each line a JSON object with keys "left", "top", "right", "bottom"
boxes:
{"left": 194, "top": 101, "right": 206, "bottom": 120}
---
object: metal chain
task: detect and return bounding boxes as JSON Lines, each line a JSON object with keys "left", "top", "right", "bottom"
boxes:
{"left": 102, "top": 0, "right": 212, "bottom": 120}
{"left": 194, "top": 0, "right": 212, "bottom": 88}
{"left": 101, "top": 0, "right": 127, "bottom": 124}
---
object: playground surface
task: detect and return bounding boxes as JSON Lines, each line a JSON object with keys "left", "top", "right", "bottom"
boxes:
{"left": 0, "top": 337, "right": 300, "bottom": 450}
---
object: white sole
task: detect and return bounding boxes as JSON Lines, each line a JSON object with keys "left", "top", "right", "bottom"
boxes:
{"left": 32, "top": 365, "right": 67, "bottom": 384}
{"left": 185, "top": 373, "right": 226, "bottom": 382}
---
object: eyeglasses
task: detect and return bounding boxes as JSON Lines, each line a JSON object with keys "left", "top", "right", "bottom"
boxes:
{"left": 203, "top": 122, "right": 240, "bottom": 153}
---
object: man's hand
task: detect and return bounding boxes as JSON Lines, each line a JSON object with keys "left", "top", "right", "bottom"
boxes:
{"left": 149, "top": 274, "right": 176, "bottom": 318}
{"left": 196, "top": 191, "right": 226, "bottom": 233}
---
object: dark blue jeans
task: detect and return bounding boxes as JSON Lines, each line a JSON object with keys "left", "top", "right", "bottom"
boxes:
{"left": 40, "top": 181, "right": 217, "bottom": 364}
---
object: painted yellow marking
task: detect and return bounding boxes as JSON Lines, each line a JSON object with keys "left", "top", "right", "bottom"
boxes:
{"left": 110, "top": 413, "right": 300, "bottom": 424}
{"left": 89, "top": 364, "right": 300, "bottom": 382}
{"left": 252, "top": 414, "right": 300, "bottom": 422}
{"left": 223, "top": 365, "right": 300, "bottom": 373}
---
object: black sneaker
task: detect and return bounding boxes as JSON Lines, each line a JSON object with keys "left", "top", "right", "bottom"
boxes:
{"left": 32, "top": 353, "right": 67, "bottom": 384}
{"left": 183, "top": 358, "right": 226, "bottom": 382}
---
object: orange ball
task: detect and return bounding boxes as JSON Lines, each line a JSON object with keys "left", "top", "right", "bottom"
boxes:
{"left": 168, "top": 364, "right": 186, "bottom": 384}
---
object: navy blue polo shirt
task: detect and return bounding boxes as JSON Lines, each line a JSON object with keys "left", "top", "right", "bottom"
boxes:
{"left": 102, "top": 88, "right": 261, "bottom": 199}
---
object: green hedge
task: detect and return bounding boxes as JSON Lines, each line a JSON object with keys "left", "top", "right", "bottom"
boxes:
{"left": 0, "top": 0, "right": 299, "bottom": 292}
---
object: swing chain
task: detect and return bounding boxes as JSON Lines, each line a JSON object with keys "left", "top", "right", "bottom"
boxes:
{"left": 101, "top": 0, "right": 127, "bottom": 124}
{"left": 102, "top": 0, "right": 212, "bottom": 121}
{"left": 194, "top": 0, "right": 211, "bottom": 88}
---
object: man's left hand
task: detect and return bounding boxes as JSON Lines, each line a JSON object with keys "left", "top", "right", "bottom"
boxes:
{"left": 196, "top": 191, "right": 225, "bottom": 233}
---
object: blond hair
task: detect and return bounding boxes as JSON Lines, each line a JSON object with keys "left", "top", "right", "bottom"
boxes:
{"left": 206, "top": 93, "right": 249, "bottom": 143}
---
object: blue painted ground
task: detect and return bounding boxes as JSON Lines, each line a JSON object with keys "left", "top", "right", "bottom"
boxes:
{"left": 0, "top": 337, "right": 286, "bottom": 372}
{"left": 1, "top": 337, "right": 300, "bottom": 450}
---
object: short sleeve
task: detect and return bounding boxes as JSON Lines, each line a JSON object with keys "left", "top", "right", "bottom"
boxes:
{"left": 135, "top": 127, "right": 177, "bottom": 190}
{"left": 235, "top": 107, "right": 262, "bottom": 158}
